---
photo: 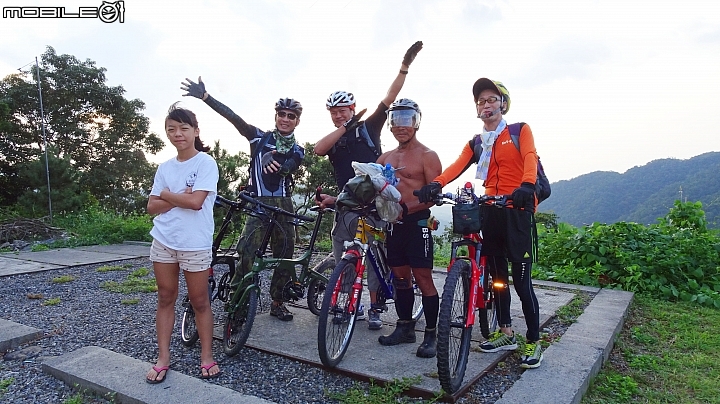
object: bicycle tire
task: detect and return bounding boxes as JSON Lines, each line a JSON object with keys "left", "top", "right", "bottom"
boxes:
{"left": 411, "top": 276, "right": 424, "bottom": 322}
{"left": 318, "top": 257, "right": 361, "bottom": 368}
{"left": 222, "top": 288, "right": 258, "bottom": 357}
{"left": 307, "top": 258, "right": 335, "bottom": 316}
{"left": 479, "top": 270, "right": 498, "bottom": 339}
{"left": 437, "top": 260, "right": 473, "bottom": 394}
{"left": 180, "top": 296, "right": 199, "bottom": 347}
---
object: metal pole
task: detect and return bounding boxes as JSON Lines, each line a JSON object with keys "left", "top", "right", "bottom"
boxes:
{"left": 35, "top": 56, "right": 52, "bottom": 223}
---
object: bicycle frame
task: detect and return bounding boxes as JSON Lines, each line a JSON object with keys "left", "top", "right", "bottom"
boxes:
{"left": 226, "top": 204, "right": 330, "bottom": 313}
{"left": 447, "top": 233, "right": 490, "bottom": 328}
{"left": 331, "top": 215, "right": 385, "bottom": 315}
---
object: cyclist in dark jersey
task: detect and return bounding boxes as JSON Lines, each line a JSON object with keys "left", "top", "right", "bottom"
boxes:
{"left": 182, "top": 77, "right": 304, "bottom": 321}
{"left": 315, "top": 41, "right": 423, "bottom": 330}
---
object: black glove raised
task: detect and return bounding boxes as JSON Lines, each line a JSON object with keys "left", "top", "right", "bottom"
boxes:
{"left": 402, "top": 41, "right": 423, "bottom": 67}
{"left": 417, "top": 182, "right": 442, "bottom": 203}
{"left": 343, "top": 108, "right": 367, "bottom": 132}
{"left": 511, "top": 182, "right": 536, "bottom": 209}
{"left": 181, "top": 76, "right": 206, "bottom": 99}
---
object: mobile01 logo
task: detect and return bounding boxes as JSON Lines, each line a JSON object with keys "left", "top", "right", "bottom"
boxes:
{"left": 3, "top": 1, "right": 125, "bottom": 23}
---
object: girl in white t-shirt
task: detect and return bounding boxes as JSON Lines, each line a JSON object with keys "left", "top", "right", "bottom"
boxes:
{"left": 146, "top": 103, "right": 220, "bottom": 383}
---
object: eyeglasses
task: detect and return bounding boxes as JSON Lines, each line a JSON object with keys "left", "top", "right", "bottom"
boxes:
{"left": 476, "top": 96, "right": 501, "bottom": 106}
{"left": 276, "top": 111, "right": 298, "bottom": 120}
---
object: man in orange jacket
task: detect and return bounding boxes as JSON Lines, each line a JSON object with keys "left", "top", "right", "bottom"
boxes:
{"left": 416, "top": 78, "right": 543, "bottom": 369}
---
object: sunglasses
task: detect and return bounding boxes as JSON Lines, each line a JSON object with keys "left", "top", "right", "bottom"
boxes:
{"left": 276, "top": 111, "right": 298, "bottom": 120}
{"left": 476, "top": 96, "right": 501, "bottom": 106}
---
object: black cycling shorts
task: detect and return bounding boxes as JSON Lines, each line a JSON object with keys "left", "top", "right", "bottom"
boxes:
{"left": 386, "top": 209, "right": 433, "bottom": 269}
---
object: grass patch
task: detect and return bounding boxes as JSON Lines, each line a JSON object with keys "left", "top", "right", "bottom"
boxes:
{"left": 121, "top": 298, "right": 140, "bottom": 305}
{"left": 555, "top": 293, "right": 585, "bottom": 325}
{"left": 583, "top": 295, "right": 720, "bottom": 403}
{"left": 30, "top": 244, "right": 50, "bottom": 252}
{"left": 327, "top": 376, "right": 442, "bottom": 403}
{"left": 0, "top": 377, "right": 13, "bottom": 397}
{"left": 96, "top": 265, "right": 128, "bottom": 272}
{"left": 62, "top": 393, "right": 84, "bottom": 404}
{"left": 101, "top": 270, "right": 157, "bottom": 294}
{"left": 130, "top": 267, "right": 150, "bottom": 278}
{"left": 42, "top": 297, "right": 61, "bottom": 306}
{"left": 51, "top": 275, "right": 75, "bottom": 284}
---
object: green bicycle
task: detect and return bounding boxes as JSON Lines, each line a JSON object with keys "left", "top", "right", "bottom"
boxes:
{"left": 222, "top": 191, "right": 334, "bottom": 356}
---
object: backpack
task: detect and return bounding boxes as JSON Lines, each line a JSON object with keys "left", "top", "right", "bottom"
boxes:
{"left": 470, "top": 122, "right": 551, "bottom": 203}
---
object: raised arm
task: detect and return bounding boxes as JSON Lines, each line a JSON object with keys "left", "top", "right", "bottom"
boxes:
{"left": 181, "top": 76, "right": 256, "bottom": 141}
{"left": 314, "top": 109, "right": 367, "bottom": 156}
{"left": 380, "top": 41, "right": 423, "bottom": 107}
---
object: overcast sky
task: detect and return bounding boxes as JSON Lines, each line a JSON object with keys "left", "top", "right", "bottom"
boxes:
{"left": 2, "top": 0, "right": 719, "bottom": 189}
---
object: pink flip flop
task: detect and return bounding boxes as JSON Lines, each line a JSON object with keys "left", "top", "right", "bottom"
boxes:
{"left": 199, "top": 362, "right": 221, "bottom": 379}
{"left": 146, "top": 365, "right": 169, "bottom": 384}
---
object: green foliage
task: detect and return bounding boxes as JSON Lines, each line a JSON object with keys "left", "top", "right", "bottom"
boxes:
{"left": 121, "top": 298, "right": 139, "bottom": 305}
{"left": 52, "top": 204, "right": 152, "bottom": 245}
{"left": 42, "top": 297, "right": 61, "bottom": 306}
{"left": 101, "top": 269, "right": 157, "bottom": 294}
{"left": 96, "top": 265, "right": 127, "bottom": 272}
{"left": 51, "top": 275, "right": 75, "bottom": 284}
{"left": 659, "top": 199, "right": 707, "bottom": 232}
{"left": 31, "top": 244, "right": 51, "bottom": 252}
{"left": 327, "top": 376, "right": 441, "bottom": 403}
{"left": 293, "top": 142, "right": 338, "bottom": 243}
{"left": 583, "top": 295, "right": 720, "bottom": 403}
{"left": 535, "top": 211, "right": 558, "bottom": 230}
{"left": 536, "top": 201, "right": 720, "bottom": 307}
{"left": 555, "top": 294, "right": 585, "bottom": 325}
{"left": 0, "top": 377, "right": 14, "bottom": 397}
{"left": 208, "top": 141, "right": 250, "bottom": 198}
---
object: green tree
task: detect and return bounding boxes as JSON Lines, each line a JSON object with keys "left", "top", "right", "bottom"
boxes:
{"left": 293, "top": 142, "right": 339, "bottom": 213}
{"left": 16, "top": 148, "right": 92, "bottom": 216}
{"left": 208, "top": 140, "right": 250, "bottom": 198}
{"left": 0, "top": 46, "right": 164, "bottom": 213}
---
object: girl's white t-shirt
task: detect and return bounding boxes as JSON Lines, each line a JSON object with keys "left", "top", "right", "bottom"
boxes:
{"left": 149, "top": 152, "right": 219, "bottom": 251}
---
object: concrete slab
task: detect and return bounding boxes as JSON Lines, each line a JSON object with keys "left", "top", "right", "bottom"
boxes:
{"left": 496, "top": 288, "right": 633, "bottom": 404}
{"left": 6, "top": 249, "right": 137, "bottom": 267}
{"left": 42, "top": 346, "right": 274, "bottom": 404}
{"left": 237, "top": 271, "right": 575, "bottom": 397}
{"left": 74, "top": 244, "right": 150, "bottom": 258}
{"left": 0, "top": 256, "right": 63, "bottom": 276}
{"left": 0, "top": 319, "right": 43, "bottom": 353}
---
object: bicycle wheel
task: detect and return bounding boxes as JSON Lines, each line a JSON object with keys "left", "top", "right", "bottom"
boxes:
{"left": 307, "top": 258, "right": 335, "bottom": 316}
{"left": 318, "top": 257, "right": 361, "bottom": 367}
{"left": 222, "top": 288, "right": 259, "bottom": 357}
{"left": 411, "top": 275, "right": 424, "bottom": 322}
{"left": 479, "top": 268, "right": 498, "bottom": 339}
{"left": 180, "top": 296, "right": 199, "bottom": 347}
{"left": 437, "top": 260, "right": 473, "bottom": 394}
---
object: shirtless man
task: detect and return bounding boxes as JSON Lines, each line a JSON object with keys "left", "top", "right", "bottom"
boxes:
{"left": 375, "top": 98, "right": 442, "bottom": 358}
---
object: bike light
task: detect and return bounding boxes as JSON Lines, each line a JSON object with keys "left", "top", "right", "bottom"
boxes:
{"left": 493, "top": 282, "right": 506, "bottom": 289}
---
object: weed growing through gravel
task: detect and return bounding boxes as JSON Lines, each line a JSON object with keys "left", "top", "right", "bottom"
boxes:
{"left": 121, "top": 298, "right": 140, "bottom": 305}
{"left": 556, "top": 293, "right": 586, "bottom": 325}
{"left": 327, "top": 376, "right": 442, "bottom": 403}
{"left": 0, "top": 377, "right": 13, "bottom": 397}
{"left": 96, "top": 265, "right": 126, "bottom": 272}
{"left": 31, "top": 244, "right": 50, "bottom": 252}
{"left": 51, "top": 275, "right": 75, "bottom": 284}
{"left": 100, "top": 268, "right": 156, "bottom": 294}
{"left": 42, "top": 297, "right": 61, "bottom": 306}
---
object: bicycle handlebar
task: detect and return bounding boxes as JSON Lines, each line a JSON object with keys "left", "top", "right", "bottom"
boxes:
{"left": 412, "top": 189, "right": 510, "bottom": 207}
{"left": 236, "top": 191, "right": 315, "bottom": 223}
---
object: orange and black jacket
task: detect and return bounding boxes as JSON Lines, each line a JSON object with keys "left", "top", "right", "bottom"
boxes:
{"left": 434, "top": 123, "right": 538, "bottom": 206}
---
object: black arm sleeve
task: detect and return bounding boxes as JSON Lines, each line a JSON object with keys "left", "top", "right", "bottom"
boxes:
{"left": 204, "top": 95, "right": 256, "bottom": 141}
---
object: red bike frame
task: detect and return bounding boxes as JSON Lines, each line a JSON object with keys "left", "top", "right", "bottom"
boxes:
{"left": 446, "top": 232, "right": 490, "bottom": 328}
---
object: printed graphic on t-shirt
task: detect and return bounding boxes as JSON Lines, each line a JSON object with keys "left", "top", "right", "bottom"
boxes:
{"left": 185, "top": 172, "right": 197, "bottom": 188}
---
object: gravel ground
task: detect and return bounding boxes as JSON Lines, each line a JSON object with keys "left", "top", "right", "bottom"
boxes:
{"left": 0, "top": 258, "right": 592, "bottom": 404}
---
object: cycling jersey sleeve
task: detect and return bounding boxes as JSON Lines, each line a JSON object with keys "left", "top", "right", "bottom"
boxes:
{"left": 363, "top": 102, "right": 389, "bottom": 145}
{"left": 204, "top": 95, "right": 257, "bottom": 141}
{"left": 434, "top": 142, "right": 475, "bottom": 187}
{"left": 518, "top": 124, "right": 538, "bottom": 185}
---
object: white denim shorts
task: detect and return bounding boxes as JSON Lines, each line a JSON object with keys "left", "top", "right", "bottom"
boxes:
{"left": 150, "top": 239, "right": 212, "bottom": 273}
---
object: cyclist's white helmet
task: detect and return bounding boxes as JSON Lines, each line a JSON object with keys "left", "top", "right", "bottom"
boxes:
{"left": 326, "top": 91, "right": 356, "bottom": 109}
{"left": 387, "top": 98, "right": 422, "bottom": 129}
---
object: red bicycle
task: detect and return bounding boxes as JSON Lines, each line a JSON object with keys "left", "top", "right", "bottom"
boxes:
{"left": 429, "top": 185, "right": 509, "bottom": 393}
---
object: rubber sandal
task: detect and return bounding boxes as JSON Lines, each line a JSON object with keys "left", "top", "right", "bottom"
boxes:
{"left": 146, "top": 365, "right": 169, "bottom": 384}
{"left": 199, "top": 362, "right": 221, "bottom": 379}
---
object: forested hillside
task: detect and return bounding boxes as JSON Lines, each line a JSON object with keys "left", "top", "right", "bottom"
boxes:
{"left": 539, "top": 152, "right": 720, "bottom": 228}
